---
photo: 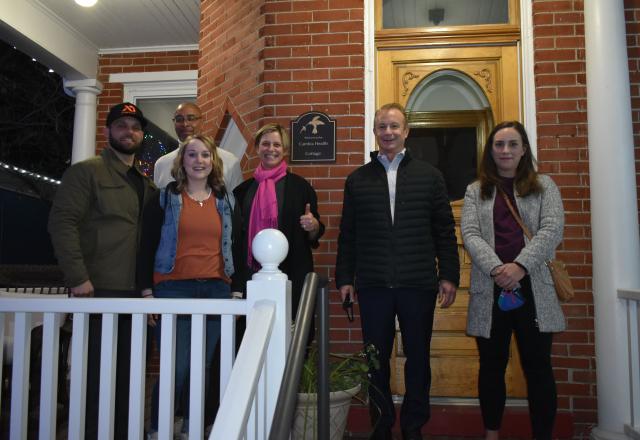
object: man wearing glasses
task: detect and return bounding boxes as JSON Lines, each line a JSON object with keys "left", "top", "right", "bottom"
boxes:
{"left": 153, "top": 102, "right": 243, "bottom": 190}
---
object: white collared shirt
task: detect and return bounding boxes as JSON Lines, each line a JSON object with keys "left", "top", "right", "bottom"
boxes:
{"left": 377, "top": 149, "right": 405, "bottom": 224}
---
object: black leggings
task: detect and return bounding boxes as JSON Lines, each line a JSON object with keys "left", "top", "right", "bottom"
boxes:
{"left": 476, "top": 277, "right": 557, "bottom": 440}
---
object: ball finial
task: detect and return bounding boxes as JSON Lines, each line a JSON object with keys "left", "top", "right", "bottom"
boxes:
{"left": 251, "top": 229, "right": 289, "bottom": 280}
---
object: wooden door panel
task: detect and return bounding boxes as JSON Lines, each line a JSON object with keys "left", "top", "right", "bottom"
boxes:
{"left": 377, "top": 45, "right": 519, "bottom": 123}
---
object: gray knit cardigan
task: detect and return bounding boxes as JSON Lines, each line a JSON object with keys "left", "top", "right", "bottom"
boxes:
{"left": 461, "top": 174, "right": 566, "bottom": 338}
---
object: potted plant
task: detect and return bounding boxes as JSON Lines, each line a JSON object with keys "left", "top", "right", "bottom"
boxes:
{"left": 291, "top": 344, "right": 380, "bottom": 440}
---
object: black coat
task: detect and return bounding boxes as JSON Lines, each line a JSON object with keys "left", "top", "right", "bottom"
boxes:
{"left": 234, "top": 172, "right": 325, "bottom": 314}
{"left": 335, "top": 152, "right": 460, "bottom": 292}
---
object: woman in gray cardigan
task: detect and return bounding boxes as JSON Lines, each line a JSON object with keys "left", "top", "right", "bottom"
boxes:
{"left": 461, "top": 121, "right": 565, "bottom": 440}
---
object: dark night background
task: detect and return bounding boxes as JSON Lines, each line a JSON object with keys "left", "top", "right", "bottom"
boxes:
{"left": 0, "top": 40, "right": 177, "bottom": 267}
{"left": 0, "top": 40, "right": 73, "bottom": 267}
{"left": 0, "top": 39, "right": 74, "bottom": 179}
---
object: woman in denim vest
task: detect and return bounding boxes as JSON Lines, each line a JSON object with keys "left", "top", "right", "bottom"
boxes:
{"left": 139, "top": 134, "right": 239, "bottom": 439}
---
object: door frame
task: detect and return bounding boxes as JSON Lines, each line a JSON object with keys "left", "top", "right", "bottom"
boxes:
{"left": 364, "top": 0, "right": 538, "bottom": 159}
{"left": 376, "top": 41, "right": 528, "bottom": 401}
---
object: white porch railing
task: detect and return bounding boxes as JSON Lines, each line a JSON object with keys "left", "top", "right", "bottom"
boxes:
{"left": 210, "top": 228, "right": 292, "bottom": 440}
{"left": 0, "top": 228, "right": 292, "bottom": 440}
{"left": 618, "top": 288, "right": 640, "bottom": 439}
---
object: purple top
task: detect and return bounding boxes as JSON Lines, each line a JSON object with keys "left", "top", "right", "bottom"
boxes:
{"left": 493, "top": 177, "right": 525, "bottom": 263}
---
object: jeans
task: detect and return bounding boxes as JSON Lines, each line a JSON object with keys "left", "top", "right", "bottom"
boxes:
{"left": 476, "top": 276, "right": 557, "bottom": 440}
{"left": 150, "top": 279, "right": 230, "bottom": 432}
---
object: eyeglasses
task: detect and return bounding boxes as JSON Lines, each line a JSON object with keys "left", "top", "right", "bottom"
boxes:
{"left": 342, "top": 293, "right": 354, "bottom": 322}
{"left": 172, "top": 115, "right": 202, "bottom": 123}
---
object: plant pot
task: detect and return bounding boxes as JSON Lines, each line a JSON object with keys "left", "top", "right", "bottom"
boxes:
{"left": 291, "top": 384, "right": 361, "bottom": 440}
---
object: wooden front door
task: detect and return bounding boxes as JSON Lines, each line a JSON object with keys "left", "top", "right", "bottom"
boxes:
{"left": 376, "top": 45, "right": 527, "bottom": 398}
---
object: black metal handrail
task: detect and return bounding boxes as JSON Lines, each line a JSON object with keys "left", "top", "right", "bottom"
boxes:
{"left": 269, "top": 272, "right": 330, "bottom": 440}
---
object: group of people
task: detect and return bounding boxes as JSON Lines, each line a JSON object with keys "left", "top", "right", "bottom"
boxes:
{"left": 48, "top": 101, "right": 324, "bottom": 439}
{"left": 48, "top": 100, "right": 566, "bottom": 440}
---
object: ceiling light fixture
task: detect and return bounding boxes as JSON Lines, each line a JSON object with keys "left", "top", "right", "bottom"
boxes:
{"left": 75, "top": 0, "right": 98, "bottom": 7}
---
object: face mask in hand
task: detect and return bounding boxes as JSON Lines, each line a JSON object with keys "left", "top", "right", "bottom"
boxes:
{"left": 497, "top": 284, "right": 524, "bottom": 311}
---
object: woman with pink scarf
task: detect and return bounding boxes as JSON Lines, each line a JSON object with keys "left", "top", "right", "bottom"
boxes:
{"left": 234, "top": 123, "right": 324, "bottom": 317}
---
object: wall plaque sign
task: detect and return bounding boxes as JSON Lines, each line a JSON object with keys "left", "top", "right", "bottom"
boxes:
{"left": 290, "top": 111, "right": 336, "bottom": 162}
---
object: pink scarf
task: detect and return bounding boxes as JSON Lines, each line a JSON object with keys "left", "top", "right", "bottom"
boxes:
{"left": 247, "top": 161, "right": 287, "bottom": 269}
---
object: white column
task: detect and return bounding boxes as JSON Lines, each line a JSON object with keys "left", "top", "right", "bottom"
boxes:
{"left": 63, "top": 79, "right": 103, "bottom": 164}
{"left": 584, "top": 1, "right": 640, "bottom": 439}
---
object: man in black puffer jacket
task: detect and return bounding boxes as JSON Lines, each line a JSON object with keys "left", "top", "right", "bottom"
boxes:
{"left": 336, "top": 103, "right": 460, "bottom": 440}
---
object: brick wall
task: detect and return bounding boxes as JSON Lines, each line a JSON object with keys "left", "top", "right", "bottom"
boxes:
{"left": 199, "top": 1, "right": 602, "bottom": 435}
{"left": 199, "top": 0, "right": 366, "bottom": 352}
{"left": 532, "top": 0, "right": 595, "bottom": 435}
{"left": 95, "top": 50, "right": 199, "bottom": 151}
{"left": 83, "top": 1, "right": 615, "bottom": 436}
{"left": 198, "top": 0, "right": 265, "bottom": 149}
{"left": 258, "top": 0, "right": 366, "bottom": 353}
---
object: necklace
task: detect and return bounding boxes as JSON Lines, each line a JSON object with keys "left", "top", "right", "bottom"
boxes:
{"left": 185, "top": 187, "right": 212, "bottom": 207}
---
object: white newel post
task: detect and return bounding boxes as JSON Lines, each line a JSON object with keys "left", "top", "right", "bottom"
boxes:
{"left": 63, "top": 79, "right": 103, "bottom": 164}
{"left": 246, "top": 229, "right": 292, "bottom": 436}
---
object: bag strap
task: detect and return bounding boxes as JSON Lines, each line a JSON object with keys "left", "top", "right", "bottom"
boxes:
{"left": 498, "top": 189, "right": 533, "bottom": 241}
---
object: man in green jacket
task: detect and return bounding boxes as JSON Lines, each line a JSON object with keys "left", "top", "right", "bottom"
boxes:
{"left": 48, "top": 102, "right": 156, "bottom": 439}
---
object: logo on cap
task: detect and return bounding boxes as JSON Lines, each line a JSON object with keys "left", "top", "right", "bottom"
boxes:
{"left": 106, "top": 102, "right": 147, "bottom": 128}
{"left": 122, "top": 104, "right": 137, "bottom": 114}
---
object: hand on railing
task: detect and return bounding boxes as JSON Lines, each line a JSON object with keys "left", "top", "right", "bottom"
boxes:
{"left": 70, "top": 280, "right": 94, "bottom": 297}
{"left": 141, "top": 288, "right": 153, "bottom": 298}
{"left": 142, "top": 288, "right": 158, "bottom": 326}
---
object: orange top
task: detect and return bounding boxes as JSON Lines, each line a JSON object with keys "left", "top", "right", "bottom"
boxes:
{"left": 154, "top": 193, "right": 228, "bottom": 284}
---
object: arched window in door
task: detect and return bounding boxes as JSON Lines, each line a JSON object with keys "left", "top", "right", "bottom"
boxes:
{"left": 405, "top": 69, "right": 493, "bottom": 201}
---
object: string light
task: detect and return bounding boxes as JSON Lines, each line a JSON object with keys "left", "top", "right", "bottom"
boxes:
{"left": 0, "top": 161, "right": 61, "bottom": 185}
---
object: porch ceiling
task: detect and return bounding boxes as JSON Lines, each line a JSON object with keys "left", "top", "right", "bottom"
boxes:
{"left": 34, "top": 0, "right": 200, "bottom": 52}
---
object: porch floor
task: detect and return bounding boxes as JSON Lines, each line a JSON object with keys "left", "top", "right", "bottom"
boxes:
{"left": 343, "top": 404, "right": 575, "bottom": 439}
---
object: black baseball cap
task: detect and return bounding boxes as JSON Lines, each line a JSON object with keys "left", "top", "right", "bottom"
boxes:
{"left": 106, "top": 102, "right": 147, "bottom": 128}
